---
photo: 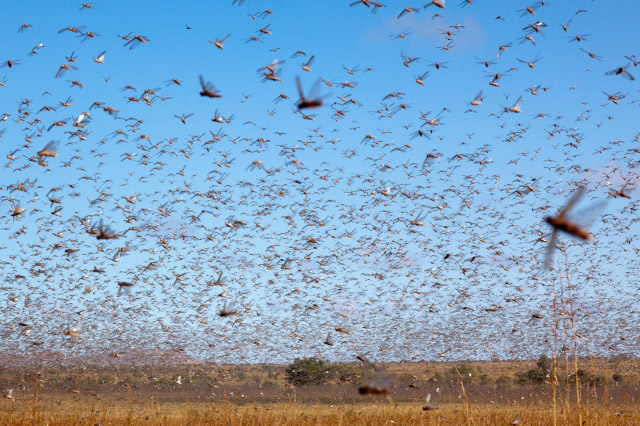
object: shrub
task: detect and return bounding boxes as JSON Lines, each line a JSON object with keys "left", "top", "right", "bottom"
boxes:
{"left": 449, "top": 363, "right": 480, "bottom": 384}
{"left": 537, "top": 354, "right": 551, "bottom": 374}
{"left": 285, "top": 357, "right": 329, "bottom": 386}
{"left": 612, "top": 372, "right": 624, "bottom": 383}
{"left": 569, "top": 369, "right": 607, "bottom": 387}
{"left": 496, "top": 375, "right": 513, "bottom": 387}
{"left": 516, "top": 354, "right": 553, "bottom": 385}
{"left": 591, "top": 375, "right": 607, "bottom": 387}
{"left": 517, "top": 368, "right": 546, "bottom": 385}
{"left": 328, "top": 363, "right": 362, "bottom": 383}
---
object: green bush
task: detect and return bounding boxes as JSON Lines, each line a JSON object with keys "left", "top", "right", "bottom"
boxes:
{"left": 517, "top": 368, "right": 546, "bottom": 385}
{"left": 327, "top": 363, "right": 362, "bottom": 383}
{"left": 612, "top": 372, "right": 624, "bottom": 383}
{"left": 517, "top": 354, "right": 552, "bottom": 385}
{"left": 449, "top": 363, "right": 480, "bottom": 384}
{"left": 496, "top": 375, "right": 513, "bottom": 387}
{"left": 591, "top": 375, "right": 607, "bottom": 387}
{"left": 285, "top": 357, "right": 329, "bottom": 386}
{"left": 569, "top": 369, "right": 607, "bottom": 387}
{"left": 537, "top": 354, "right": 551, "bottom": 374}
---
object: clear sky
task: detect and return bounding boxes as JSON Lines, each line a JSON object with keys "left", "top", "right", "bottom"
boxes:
{"left": 1, "top": 0, "right": 640, "bottom": 364}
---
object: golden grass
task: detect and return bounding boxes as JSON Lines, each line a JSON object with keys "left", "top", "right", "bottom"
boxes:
{"left": 2, "top": 400, "right": 640, "bottom": 426}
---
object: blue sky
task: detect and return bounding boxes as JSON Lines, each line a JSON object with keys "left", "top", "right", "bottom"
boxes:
{"left": 1, "top": 0, "right": 640, "bottom": 363}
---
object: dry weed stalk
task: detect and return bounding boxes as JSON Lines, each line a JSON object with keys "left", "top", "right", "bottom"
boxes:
{"left": 454, "top": 366, "right": 472, "bottom": 426}
{"left": 562, "top": 256, "right": 583, "bottom": 425}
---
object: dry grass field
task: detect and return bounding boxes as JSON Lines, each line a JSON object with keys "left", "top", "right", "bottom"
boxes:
{"left": 2, "top": 358, "right": 640, "bottom": 425}
{"left": 2, "top": 400, "right": 640, "bottom": 426}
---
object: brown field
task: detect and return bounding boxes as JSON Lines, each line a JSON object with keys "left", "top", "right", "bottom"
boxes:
{"left": 3, "top": 401, "right": 640, "bottom": 426}
{"left": 0, "top": 402, "right": 640, "bottom": 426}
{"left": 2, "top": 358, "right": 640, "bottom": 425}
